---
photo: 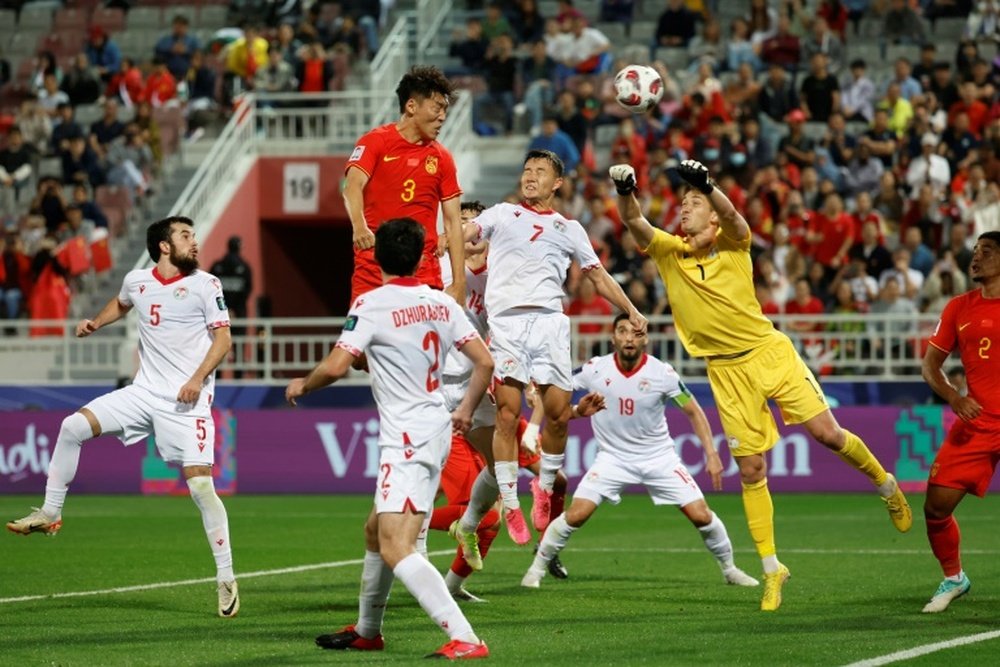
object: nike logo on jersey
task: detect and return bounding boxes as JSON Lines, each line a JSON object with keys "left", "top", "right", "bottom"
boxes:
{"left": 383, "top": 155, "right": 400, "bottom": 162}
{"left": 959, "top": 322, "right": 972, "bottom": 331}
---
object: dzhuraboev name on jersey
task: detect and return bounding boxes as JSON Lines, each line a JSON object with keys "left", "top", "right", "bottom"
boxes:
{"left": 391, "top": 303, "right": 451, "bottom": 328}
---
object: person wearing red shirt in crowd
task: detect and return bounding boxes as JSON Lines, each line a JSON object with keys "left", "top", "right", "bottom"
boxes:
{"left": 948, "top": 82, "right": 988, "bottom": 138}
{"left": 106, "top": 57, "right": 145, "bottom": 106}
{"left": 920, "top": 231, "right": 1000, "bottom": 614}
{"left": 784, "top": 277, "right": 825, "bottom": 333}
{"left": 566, "top": 277, "right": 613, "bottom": 359}
{"left": 760, "top": 14, "right": 801, "bottom": 70}
{"left": 806, "top": 192, "right": 854, "bottom": 279}
{"left": 817, "top": 0, "right": 848, "bottom": 40}
{"left": 296, "top": 42, "right": 333, "bottom": 94}
{"left": 343, "top": 66, "right": 465, "bottom": 305}
{"left": 143, "top": 56, "right": 177, "bottom": 108}
{"left": 610, "top": 118, "right": 648, "bottom": 191}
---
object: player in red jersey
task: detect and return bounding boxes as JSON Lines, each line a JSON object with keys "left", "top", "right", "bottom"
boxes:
{"left": 920, "top": 231, "right": 1000, "bottom": 613}
{"left": 344, "top": 65, "right": 466, "bottom": 305}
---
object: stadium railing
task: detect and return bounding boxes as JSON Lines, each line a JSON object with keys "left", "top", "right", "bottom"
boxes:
{"left": 0, "top": 312, "right": 942, "bottom": 385}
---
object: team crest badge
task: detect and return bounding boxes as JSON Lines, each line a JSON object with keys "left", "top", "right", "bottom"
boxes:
{"left": 638, "top": 379, "right": 651, "bottom": 392}
{"left": 500, "top": 358, "right": 518, "bottom": 375}
{"left": 930, "top": 462, "right": 939, "bottom": 478}
{"left": 425, "top": 155, "right": 438, "bottom": 174}
{"left": 728, "top": 436, "right": 740, "bottom": 451}
{"left": 173, "top": 287, "right": 188, "bottom": 300}
{"left": 553, "top": 220, "right": 566, "bottom": 232}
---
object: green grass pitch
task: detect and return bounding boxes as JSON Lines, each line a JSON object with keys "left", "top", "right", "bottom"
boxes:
{"left": 3, "top": 493, "right": 1000, "bottom": 666}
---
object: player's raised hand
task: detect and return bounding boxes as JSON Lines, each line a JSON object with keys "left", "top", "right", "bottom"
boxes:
{"left": 576, "top": 391, "right": 606, "bottom": 417}
{"left": 951, "top": 395, "right": 982, "bottom": 423}
{"left": 608, "top": 164, "right": 637, "bottom": 196}
{"left": 285, "top": 378, "right": 307, "bottom": 407}
{"left": 353, "top": 227, "right": 375, "bottom": 251}
{"left": 629, "top": 310, "right": 648, "bottom": 336}
{"left": 177, "top": 378, "right": 202, "bottom": 405}
{"left": 676, "top": 159, "right": 715, "bottom": 195}
{"left": 76, "top": 319, "right": 98, "bottom": 337}
{"left": 705, "top": 450, "right": 724, "bottom": 491}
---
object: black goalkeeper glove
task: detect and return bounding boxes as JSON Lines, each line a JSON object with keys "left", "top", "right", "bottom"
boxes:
{"left": 608, "top": 164, "right": 637, "bottom": 196}
{"left": 676, "top": 159, "right": 715, "bottom": 195}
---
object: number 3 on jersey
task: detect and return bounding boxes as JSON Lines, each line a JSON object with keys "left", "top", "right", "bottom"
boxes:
{"left": 401, "top": 179, "right": 416, "bottom": 202}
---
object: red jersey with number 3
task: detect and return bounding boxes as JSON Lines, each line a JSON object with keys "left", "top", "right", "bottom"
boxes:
{"left": 346, "top": 123, "right": 461, "bottom": 289}
{"left": 928, "top": 289, "right": 1000, "bottom": 420}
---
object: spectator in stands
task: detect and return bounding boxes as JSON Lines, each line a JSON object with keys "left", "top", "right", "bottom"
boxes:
{"left": 779, "top": 108, "right": 816, "bottom": 169}
{"left": 560, "top": 15, "right": 611, "bottom": 75}
{"left": 785, "top": 277, "right": 826, "bottom": 335}
{"left": 60, "top": 54, "right": 102, "bottom": 107}
{"left": 760, "top": 14, "right": 802, "bottom": 71}
{"left": 967, "top": 58, "right": 995, "bottom": 103}
{"left": 687, "top": 19, "right": 723, "bottom": 73}
{"left": 50, "top": 104, "right": 82, "bottom": 156}
{"left": 906, "top": 132, "right": 950, "bottom": 200}
{"left": 873, "top": 169, "right": 905, "bottom": 224}
{"left": 71, "top": 183, "right": 108, "bottom": 230}
{"left": 85, "top": 26, "right": 122, "bottom": 84}
{"left": 654, "top": 0, "right": 698, "bottom": 54}
{"left": 327, "top": 14, "right": 364, "bottom": 58}
{"left": 527, "top": 114, "right": 579, "bottom": 173}
{"left": 0, "top": 127, "right": 33, "bottom": 207}
{"left": 740, "top": 115, "right": 773, "bottom": 170}
{"left": 341, "top": 0, "right": 382, "bottom": 55}
{"left": 105, "top": 124, "right": 153, "bottom": 200}
{"left": 566, "top": 277, "right": 613, "bottom": 358}
{"left": 801, "top": 17, "right": 845, "bottom": 74}
{"left": 911, "top": 43, "right": 937, "bottom": 89}
{"left": 211, "top": 235, "right": 253, "bottom": 374}
{"left": 879, "top": 247, "right": 924, "bottom": 299}
{"left": 143, "top": 56, "right": 178, "bottom": 108}
{"left": 482, "top": 2, "right": 513, "bottom": 42}
{"left": 861, "top": 108, "right": 899, "bottom": 167}
{"left": 89, "top": 99, "right": 125, "bottom": 160}
{"left": 881, "top": 0, "right": 927, "bottom": 57}
{"left": 949, "top": 81, "right": 988, "bottom": 137}
{"left": 877, "top": 82, "right": 914, "bottom": 137}
{"left": 807, "top": 192, "right": 855, "bottom": 279}
{"left": 922, "top": 251, "right": 967, "bottom": 314}
{"left": 133, "top": 101, "right": 163, "bottom": 168}
{"left": 513, "top": 0, "right": 547, "bottom": 44}
{"left": 835, "top": 254, "right": 879, "bottom": 306}
{"left": 156, "top": 14, "right": 201, "bottom": 81}
{"left": 27, "top": 237, "right": 71, "bottom": 338}
{"left": 0, "top": 232, "right": 29, "bottom": 331}
{"left": 31, "top": 177, "right": 69, "bottom": 234}
{"left": 902, "top": 226, "right": 935, "bottom": 277}
{"left": 726, "top": 17, "right": 762, "bottom": 73}
{"left": 519, "top": 39, "right": 557, "bottom": 134}
{"left": 106, "top": 57, "right": 145, "bottom": 107}
{"left": 0, "top": 46, "right": 9, "bottom": 88}
{"left": 850, "top": 217, "right": 893, "bottom": 279}
{"left": 818, "top": 0, "right": 849, "bottom": 40}
{"left": 758, "top": 62, "right": 799, "bottom": 142}
{"left": 61, "top": 134, "right": 105, "bottom": 188}
{"left": 582, "top": 194, "right": 615, "bottom": 244}
{"left": 185, "top": 49, "right": 218, "bottom": 128}
{"left": 928, "top": 62, "right": 959, "bottom": 111}
{"left": 255, "top": 45, "right": 297, "bottom": 99}
{"left": 553, "top": 89, "right": 587, "bottom": 156}
{"left": 869, "top": 279, "right": 918, "bottom": 368}
{"left": 38, "top": 72, "right": 70, "bottom": 117}
{"left": 295, "top": 42, "right": 333, "bottom": 95}
{"left": 30, "top": 51, "right": 61, "bottom": 96}
{"left": 842, "top": 141, "right": 884, "bottom": 198}
{"left": 965, "top": 0, "right": 1000, "bottom": 41}
{"left": 800, "top": 52, "right": 840, "bottom": 122}
{"left": 472, "top": 33, "right": 517, "bottom": 134}
{"left": 225, "top": 23, "right": 270, "bottom": 101}
{"left": 448, "top": 18, "right": 489, "bottom": 75}
{"left": 724, "top": 61, "right": 763, "bottom": 117}
{"left": 840, "top": 58, "right": 876, "bottom": 123}
{"left": 15, "top": 97, "right": 52, "bottom": 156}
{"left": 822, "top": 111, "right": 855, "bottom": 169}
{"left": 885, "top": 57, "right": 922, "bottom": 102}
{"left": 275, "top": 22, "right": 303, "bottom": 68}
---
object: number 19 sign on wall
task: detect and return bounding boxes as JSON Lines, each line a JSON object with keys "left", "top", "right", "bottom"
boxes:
{"left": 283, "top": 162, "right": 320, "bottom": 214}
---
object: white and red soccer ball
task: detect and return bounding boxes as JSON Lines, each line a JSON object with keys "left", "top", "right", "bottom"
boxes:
{"left": 614, "top": 65, "right": 664, "bottom": 113}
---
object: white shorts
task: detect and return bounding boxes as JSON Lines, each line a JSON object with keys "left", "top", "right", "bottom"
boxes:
{"left": 574, "top": 449, "right": 704, "bottom": 508}
{"left": 84, "top": 384, "right": 214, "bottom": 467}
{"left": 374, "top": 425, "right": 451, "bottom": 515}
{"left": 490, "top": 309, "right": 572, "bottom": 391}
{"left": 441, "top": 376, "right": 496, "bottom": 430}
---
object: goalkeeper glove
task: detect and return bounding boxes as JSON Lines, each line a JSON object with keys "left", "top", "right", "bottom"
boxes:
{"left": 608, "top": 164, "right": 638, "bottom": 196}
{"left": 676, "top": 159, "right": 715, "bottom": 195}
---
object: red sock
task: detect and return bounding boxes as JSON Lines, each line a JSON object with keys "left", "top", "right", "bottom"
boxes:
{"left": 549, "top": 488, "right": 565, "bottom": 521}
{"left": 451, "top": 509, "right": 501, "bottom": 577}
{"left": 926, "top": 515, "right": 962, "bottom": 577}
{"left": 430, "top": 504, "right": 465, "bottom": 532}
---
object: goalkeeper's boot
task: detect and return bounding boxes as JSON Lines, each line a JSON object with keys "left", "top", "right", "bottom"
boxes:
{"left": 218, "top": 580, "right": 240, "bottom": 618}
{"left": 504, "top": 507, "right": 531, "bottom": 545}
{"left": 922, "top": 573, "right": 971, "bottom": 613}
{"left": 316, "top": 625, "right": 384, "bottom": 650}
{"left": 723, "top": 566, "right": 760, "bottom": 587}
{"left": 6, "top": 507, "right": 62, "bottom": 536}
{"left": 449, "top": 520, "right": 483, "bottom": 571}
{"left": 881, "top": 474, "right": 913, "bottom": 533}
{"left": 426, "top": 639, "right": 489, "bottom": 659}
{"left": 760, "top": 563, "right": 790, "bottom": 611}
{"left": 530, "top": 477, "right": 552, "bottom": 532}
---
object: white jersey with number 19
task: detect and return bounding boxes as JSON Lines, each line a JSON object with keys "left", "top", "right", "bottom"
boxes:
{"left": 336, "top": 278, "right": 482, "bottom": 446}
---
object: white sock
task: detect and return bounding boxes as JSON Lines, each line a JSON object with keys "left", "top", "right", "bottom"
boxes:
{"left": 697, "top": 512, "right": 735, "bottom": 570}
{"left": 945, "top": 571, "right": 965, "bottom": 583}
{"left": 393, "top": 553, "right": 478, "bottom": 643}
{"left": 415, "top": 513, "right": 431, "bottom": 559}
{"left": 42, "top": 412, "right": 92, "bottom": 516}
{"left": 444, "top": 569, "right": 466, "bottom": 594}
{"left": 187, "top": 476, "right": 235, "bottom": 583}
{"left": 494, "top": 460, "right": 520, "bottom": 511}
{"left": 762, "top": 555, "right": 780, "bottom": 573}
{"left": 356, "top": 550, "right": 394, "bottom": 639}
{"left": 459, "top": 468, "right": 500, "bottom": 533}
{"left": 538, "top": 453, "right": 564, "bottom": 492}
{"left": 531, "top": 513, "right": 575, "bottom": 572}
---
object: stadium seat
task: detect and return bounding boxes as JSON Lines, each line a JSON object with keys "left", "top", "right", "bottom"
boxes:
{"left": 655, "top": 47, "right": 689, "bottom": 72}
{"left": 197, "top": 6, "right": 228, "bottom": 28}
{"left": 0, "top": 8, "right": 16, "bottom": 28}
{"left": 802, "top": 121, "right": 827, "bottom": 142}
{"left": 17, "top": 4, "right": 54, "bottom": 30}
{"left": 54, "top": 6, "right": 91, "bottom": 31}
{"left": 153, "top": 106, "right": 184, "bottom": 155}
{"left": 91, "top": 7, "right": 126, "bottom": 34}
{"left": 630, "top": 21, "right": 657, "bottom": 43}
{"left": 127, "top": 6, "right": 165, "bottom": 30}
{"left": 38, "top": 31, "right": 87, "bottom": 60}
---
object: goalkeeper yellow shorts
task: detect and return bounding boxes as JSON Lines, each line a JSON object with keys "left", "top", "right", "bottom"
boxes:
{"left": 706, "top": 333, "right": 829, "bottom": 457}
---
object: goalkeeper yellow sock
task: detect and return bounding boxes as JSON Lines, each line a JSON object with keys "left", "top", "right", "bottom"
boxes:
{"left": 742, "top": 479, "right": 776, "bottom": 567}
{"left": 835, "top": 429, "right": 888, "bottom": 488}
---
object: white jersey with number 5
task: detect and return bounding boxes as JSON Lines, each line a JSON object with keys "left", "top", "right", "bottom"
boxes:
{"left": 439, "top": 256, "right": 489, "bottom": 379}
{"left": 573, "top": 353, "right": 690, "bottom": 461}
{"left": 473, "top": 202, "right": 601, "bottom": 316}
{"left": 336, "top": 277, "right": 481, "bottom": 446}
{"left": 118, "top": 268, "right": 230, "bottom": 403}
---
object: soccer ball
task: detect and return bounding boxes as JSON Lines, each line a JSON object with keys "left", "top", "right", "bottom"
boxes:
{"left": 614, "top": 65, "right": 664, "bottom": 113}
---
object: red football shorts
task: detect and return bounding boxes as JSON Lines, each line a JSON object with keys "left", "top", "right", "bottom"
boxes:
{"left": 439, "top": 434, "right": 486, "bottom": 506}
{"left": 518, "top": 444, "right": 541, "bottom": 469}
{"left": 351, "top": 246, "right": 443, "bottom": 304}
{"left": 928, "top": 418, "right": 1000, "bottom": 498}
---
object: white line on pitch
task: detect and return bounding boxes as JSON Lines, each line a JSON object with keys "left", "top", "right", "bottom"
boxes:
{"left": 843, "top": 630, "right": 1000, "bottom": 667}
{"left": 0, "top": 548, "right": 455, "bottom": 605}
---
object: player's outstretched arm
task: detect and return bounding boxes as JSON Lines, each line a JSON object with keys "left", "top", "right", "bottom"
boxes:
{"left": 77, "top": 295, "right": 133, "bottom": 337}
{"left": 442, "top": 196, "right": 467, "bottom": 304}
{"left": 343, "top": 166, "right": 375, "bottom": 250}
{"left": 178, "top": 326, "right": 232, "bottom": 404}
{"left": 922, "top": 344, "right": 981, "bottom": 422}
{"left": 678, "top": 396, "right": 723, "bottom": 490}
{"left": 609, "top": 164, "right": 656, "bottom": 249}
{"left": 586, "top": 266, "right": 648, "bottom": 334}
{"left": 453, "top": 337, "right": 494, "bottom": 432}
{"left": 286, "top": 347, "right": 355, "bottom": 406}
{"left": 676, "top": 159, "right": 750, "bottom": 243}
{"left": 570, "top": 392, "right": 606, "bottom": 419}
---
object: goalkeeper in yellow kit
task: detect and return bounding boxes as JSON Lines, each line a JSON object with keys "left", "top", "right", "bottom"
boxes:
{"left": 609, "top": 159, "right": 912, "bottom": 611}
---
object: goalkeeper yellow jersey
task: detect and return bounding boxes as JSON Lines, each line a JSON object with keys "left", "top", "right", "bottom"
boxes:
{"left": 644, "top": 227, "right": 779, "bottom": 358}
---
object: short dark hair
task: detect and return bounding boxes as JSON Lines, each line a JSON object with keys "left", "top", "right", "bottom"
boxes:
{"left": 146, "top": 216, "right": 193, "bottom": 262}
{"left": 524, "top": 149, "right": 564, "bottom": 177}
{"left": 461, "top": 200, "right": 486, "bottom": 216}
{"left": 613, "top": 312, "right": 631, "bottom": 328}
{"left": 978, "top": 231, "right": 1000, "bottom": 247}
{"left": 395, "top": 66, "right": 456, "bottom": 114}
{"left": 374, "top": 218, "right": 425, "bottom": 276}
